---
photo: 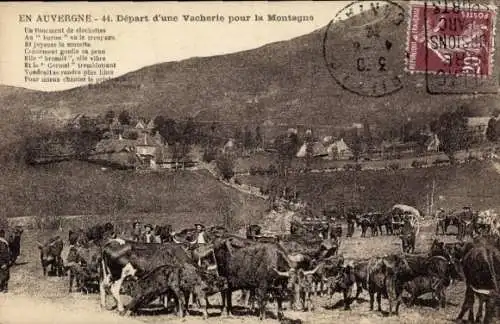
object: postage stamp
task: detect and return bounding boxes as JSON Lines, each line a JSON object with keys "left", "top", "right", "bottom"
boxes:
{"left": 406, "top": 0, "right": 499, "bottom": 94}
{"left": 323, "top": 1, "right": 408, "bottom": 98}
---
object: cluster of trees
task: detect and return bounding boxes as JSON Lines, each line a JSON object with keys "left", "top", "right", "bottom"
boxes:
{"left": 233, "top": 125, "right": 263, "bottom": 152}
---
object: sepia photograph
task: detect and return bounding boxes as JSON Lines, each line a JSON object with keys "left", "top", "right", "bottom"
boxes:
{"left": 0, "top": 1, "right": 499, "bottom": 323}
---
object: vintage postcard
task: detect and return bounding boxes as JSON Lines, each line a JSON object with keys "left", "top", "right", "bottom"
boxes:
{"left": 0, "top": 1, "right": 499, "bottom": 324}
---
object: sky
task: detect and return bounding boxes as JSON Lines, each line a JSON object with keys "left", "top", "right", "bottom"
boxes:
{"left": 0, "top": 2, "right": 350, "bottom": 91}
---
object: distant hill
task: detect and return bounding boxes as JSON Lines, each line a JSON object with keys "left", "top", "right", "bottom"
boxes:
{"left": 0, "top": 3, "right": 498, "bottom": 134}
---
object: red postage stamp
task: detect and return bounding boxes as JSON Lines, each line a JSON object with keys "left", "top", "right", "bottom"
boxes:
{"left": 407, "top": 1, "right": 497, "bottom": 77}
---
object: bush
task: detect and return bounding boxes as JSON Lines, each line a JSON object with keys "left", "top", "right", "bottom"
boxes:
{"left": 216, "top": 154, "right": 235, "bottom": 181}
{"left": 249, "top": 166, "right": 258, "bottom": 176}
{"left": 354, "top": 163, "right": 362, "bottom": 171}
{"left": 234, "top": 178, "right": 242, "bottom": 185}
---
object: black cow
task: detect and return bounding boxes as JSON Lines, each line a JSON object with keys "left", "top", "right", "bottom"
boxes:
{"left": 385, "top": 253, "right": 460, "bottom": 314}
{"left": 38, "top": 236, "right": 64, "bottom": 276}
{"left": 68, "top": 228, "right": 88, "bottom": 247}
{"left": 66, "top": 244, "right": 100, "bottom": 293}
{"left": 7, "top": 226, "right": 23, "bottom": 265}
{"left": 326, "top": 262, "right": 356, "bottom": 310}
{"left": 366, "top": 257, "right": 397, "bottom": 315}
{"left": 353, "top": 260, "right": 370, "bottom": 300}
{"left": 69, "top": 222, "right": 115, "bottom": 247}
{"left": 314, "top": 254, "right": 344, "bottom": 298}
{"left": 429, "top": 239, "right": 466, "bottom": 259}
{"left": 0, "top": 231, "right": 11, "bottom": 292}
{"left": 357, "top": 215, "right": 376, "bottom": 237}
{"left": 125, "top": 264, "right": 185, "bottom": 317}
{"left": 213, "top": 240, "right": 295, "bottom": 320}
{"left": 399, "top": 221, "right": 417, "bottom": 253}
{"left": 154, "top": 225, "right": 173, "bottom": 243}
{"left": 401, "top": 275, "right": 447, "bottom": 308}
{"left": 456, "top": 243, "right": 500, "bottom": 324}
{"left": 124, "top": 263, "right": 226, "bottom": 319}
{"left": 99, "top": 239, "right": 197, "bottom": 314}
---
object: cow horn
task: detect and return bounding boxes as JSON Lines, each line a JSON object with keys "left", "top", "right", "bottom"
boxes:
{"left": 65, "top": 261, "right": 78, "bottom": 268}
{"left": 36, "top": 241, "right": 43, "bottom": 248}
{"left": 172, "top": 236, "right": 182, "bottom": 244}
{"left": 303, "top": 264, "right": 321, "bottom": 276}
{"left": 272, "top": 267, "right": 290, "bottom": 277}
{"left": 382, "top": 259, "right": 393, "bottom": 268}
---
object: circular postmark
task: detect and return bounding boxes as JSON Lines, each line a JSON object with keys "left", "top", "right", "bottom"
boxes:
{"left": 323, "top": 1, "right": 408, "bottom": 97}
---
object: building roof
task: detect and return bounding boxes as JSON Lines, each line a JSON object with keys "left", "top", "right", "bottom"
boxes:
{"left": 327, "top": 138, "right": 351, "bottom": 153}
{"left": 467, "top": 117, "right": 491, "bottom": 127}
{"left": 94, "top": 133, "right": 164, "bottom": 154}
{"left": 311, "top": 142, "right": 328, "bottom": 157}
{"left": 93, "top": 139, "right": 135, "bottom": 154}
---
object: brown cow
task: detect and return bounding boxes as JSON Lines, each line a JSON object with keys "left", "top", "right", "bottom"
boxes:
{"left": 38, "top": 236, "right": 64, "bottom": 277}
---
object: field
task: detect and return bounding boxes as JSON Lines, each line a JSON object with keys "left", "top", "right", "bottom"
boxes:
{"left": 239, "top": 161, "right": 500, "bottom": 214}
{"left": 0, "top": 161, "right": 267, "bottom": 230}
{"left": 0, "top": 219, "right": 469, "bottom": 324}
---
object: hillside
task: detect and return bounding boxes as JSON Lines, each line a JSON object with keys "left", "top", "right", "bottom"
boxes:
{"left": 240, "top": 161, "right": 500, "bottom": 214}
{"left": 0, "top": 162, "right": 267, "bottom": 229}
{"left": 1, "top": 3, "right": 498, "bottom": 132}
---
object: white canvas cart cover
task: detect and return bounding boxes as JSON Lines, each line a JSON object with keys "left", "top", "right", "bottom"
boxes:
{"left": 391, "top": 204, "right": 422, "bottom": 218}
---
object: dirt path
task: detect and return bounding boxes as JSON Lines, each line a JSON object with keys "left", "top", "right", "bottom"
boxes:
{"left": 0, "top": 294, "right": 145, "bottom": 324}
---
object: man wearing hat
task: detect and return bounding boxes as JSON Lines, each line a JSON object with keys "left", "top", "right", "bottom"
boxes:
{"left": 140, "top": 224, "right": 155, "bottom": 244}
{"left": 192, "top": 223, "right": 207, "bottom": 244}
{"left": 132, "top": 221, "right": 142, "bottom": 242}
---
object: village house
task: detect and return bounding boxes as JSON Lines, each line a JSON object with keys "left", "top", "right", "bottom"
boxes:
{"left": 465, "top": 116, "right": 491, "bottom": 143}
{"left": 325, "top": 138, "right": 353, "bottom": 160}
{"left": 425, "top": 133, "right": 441, "bottom": 152}
{"left": 296, "top": 141, "right": 328, "bottom": 158}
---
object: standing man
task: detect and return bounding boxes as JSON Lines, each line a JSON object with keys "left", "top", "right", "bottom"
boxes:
{"left": 0, "top": 229, "right": 11, "bottom": 293}
{"left": 132, "top": 220, "right": 142, "bottom": 242}
{"left": 193, "top": 223, "right": 207, "bottom": 244}
{"left": 140, "top": 224, "right": 155, "bottom": 243}
{"left": 346, "top": 211, "right": 356, "bottom": 238}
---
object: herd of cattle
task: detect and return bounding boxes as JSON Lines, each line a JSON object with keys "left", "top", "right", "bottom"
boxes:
{"left": 1, "top": 206, "right": 500, "bottom": 323}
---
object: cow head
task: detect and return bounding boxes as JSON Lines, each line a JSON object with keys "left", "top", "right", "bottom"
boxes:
{"left": 297, "top": 264, "right": 322, "bottom": 292}
{"left": 318, "top": 239, "right": 338, "bottom": 259}
{"left": 273, "top": 267, "right": 296, "bottom": 290}
{"left": 38, "top": 242, "right": 55, "bottom": 263}
{"left": 12, "top": 226, "right": 23, "bottom": 237}
{"left": 330, "top": 261, "right": 355, "bottom": 291}
{"left": 246, "top": 224, "right": 262, "bottom": 239}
